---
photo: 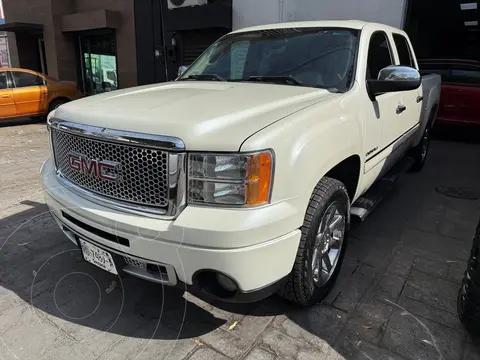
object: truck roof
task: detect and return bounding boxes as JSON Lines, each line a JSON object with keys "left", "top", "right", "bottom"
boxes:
{"left": 231, "top": 20, "right": 401, "bottom": 34}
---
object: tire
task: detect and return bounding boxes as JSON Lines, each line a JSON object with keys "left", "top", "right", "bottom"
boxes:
{"left": 49, "top": 99, "right": 68, "bottom": 113}
{"left": 458, "top": 218, "right": 480, "bottom": 335}
{"left": 410, "top": 117, "right": 433, "bottom": 172}
{"left": 278, "top": 177, "right": 350, "bottom": 306}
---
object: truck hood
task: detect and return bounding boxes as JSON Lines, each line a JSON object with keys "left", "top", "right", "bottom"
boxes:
{"left": 55, "top": 81, "right": 337, "bottom": 151}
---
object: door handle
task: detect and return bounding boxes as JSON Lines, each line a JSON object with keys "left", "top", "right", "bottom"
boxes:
{"left": 2, "top": 95, "right": 10, "bottom": 98}
{"left": 396, "top": 104, "right": 407, "bottom": 114}
{"left": 416, "top": 96, "right": 423, "bottom": 103}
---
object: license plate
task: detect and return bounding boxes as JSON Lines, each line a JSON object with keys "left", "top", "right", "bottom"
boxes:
{"left": 79, "top": 239, "right": 118, "bottom": 275}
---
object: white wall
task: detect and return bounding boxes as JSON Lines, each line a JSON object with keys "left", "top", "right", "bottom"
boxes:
{"left": 233, "top": 0, "right": 281, "bottom": 30}
{"left": 233, "top": 0, "right": 407, "bottom": 30}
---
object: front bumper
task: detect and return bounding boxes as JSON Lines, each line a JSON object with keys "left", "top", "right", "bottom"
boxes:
{"left": 41, "top": 158, "right": 302, "bottom": 301}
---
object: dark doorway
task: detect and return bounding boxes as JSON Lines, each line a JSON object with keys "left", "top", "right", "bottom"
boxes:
{"left": 134, "top": 0, "right": 232, "bottom": 85}
{"left": 15, "top": 33, "right": 43, "bottom": 73}
{"left": 405, "top": 0, "right": 480, "bottom": 60}
{"left": 78, "top": 31, "right": 118, "bottom": 96}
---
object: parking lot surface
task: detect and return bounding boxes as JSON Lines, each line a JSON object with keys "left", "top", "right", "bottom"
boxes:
{"left": 1, "top": 120, "right": 480, "bottom": 360}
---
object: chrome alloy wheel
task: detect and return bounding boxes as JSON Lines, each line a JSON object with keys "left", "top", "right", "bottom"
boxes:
{"left": 311, "top": 201, "right": 346, "bottom": 286}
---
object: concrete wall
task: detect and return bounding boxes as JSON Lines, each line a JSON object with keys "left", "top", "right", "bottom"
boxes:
{"left": 233, "top": 0, "right": 407, "bottom": 30}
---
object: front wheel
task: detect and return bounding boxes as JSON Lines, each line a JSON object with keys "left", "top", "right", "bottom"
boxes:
{"left": 278, "top": 177, "right": 350, "bottom": 306}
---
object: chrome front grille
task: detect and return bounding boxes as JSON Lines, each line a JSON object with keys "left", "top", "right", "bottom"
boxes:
{"left": 48, "top": 120, "right": 187, "bottom": 217}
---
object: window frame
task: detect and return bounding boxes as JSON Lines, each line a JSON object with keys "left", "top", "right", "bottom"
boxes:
{"left": 365, "top": 30, "right": 395, "bottom": 81}
{"left": 392, "top": 33, "right": 414, "bottom": 68}
{"left": 0, "top": 71, "right": 9, "bottom": 90}
{"left": 10, "top": 70, "right": 46, "bottom": 89}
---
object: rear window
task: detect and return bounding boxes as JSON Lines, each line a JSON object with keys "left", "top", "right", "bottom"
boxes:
{"left": 418, "top": 63, "right": 451, "bottom": 81}
{"left": 450, "top": 66, "right": 480, "bottom": 85}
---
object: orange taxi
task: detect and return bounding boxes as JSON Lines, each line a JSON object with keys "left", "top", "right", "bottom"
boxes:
{"left": 0, "top": 68, "right": 84, "bottom": 120}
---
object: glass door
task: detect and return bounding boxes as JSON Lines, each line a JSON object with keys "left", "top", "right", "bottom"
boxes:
{"left": 79, "top": 32, "right": 118, "bottom": 96}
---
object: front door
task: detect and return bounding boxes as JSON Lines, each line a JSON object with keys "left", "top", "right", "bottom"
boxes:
{"left": 363, "top": 31, "right": 402, "bottom": 173}
{"left": 11, "top": 70, "right": 47, "bottom": 117}
{"left": 0, "top": 71, "right": 16, "bottom": 119}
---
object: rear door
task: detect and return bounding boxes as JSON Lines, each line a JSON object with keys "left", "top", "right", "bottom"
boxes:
{"left": 392, "top": 33, "right": 422, "bottom": 133}
{"left": 447, "top": 64, "right": 480, "bottom": 125}
{"left": 11, "top": 70, "right": 48, "bottom": 117}
{"left": 0, "top": 71, "right": 17, "bottom": 119}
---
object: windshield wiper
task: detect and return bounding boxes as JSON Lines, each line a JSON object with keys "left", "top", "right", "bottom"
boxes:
{"left": 179, "top": 74, "right": 226, "bottom": 82}
{"left": 245, "top": 75, "right": 306, "bottom": 86}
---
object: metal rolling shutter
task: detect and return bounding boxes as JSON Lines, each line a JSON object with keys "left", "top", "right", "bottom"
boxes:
{"left": 182, "top": 28, "right": 228, "bottom": 65}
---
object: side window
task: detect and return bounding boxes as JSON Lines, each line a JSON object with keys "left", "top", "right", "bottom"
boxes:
{"left": 0, "top": 72, "right": 7, "bottom": 90}
{"left": 11, "top": 72, "right": 44, "bottom": 88}
{"left": 393, "top": 34, "right": 414, "bottom": 67}
{"left": 418, "top": 63, "right": 452, "bottom": 81}
{"left": 450, "top": 65, "right": 480, "bottom": 85}
{"left": 367, "top": 32, "right": 394, "bottom": 80}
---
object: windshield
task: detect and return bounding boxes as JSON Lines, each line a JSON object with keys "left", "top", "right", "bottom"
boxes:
{"left": 179, "top": 28, "right": 359, "bottom": 92}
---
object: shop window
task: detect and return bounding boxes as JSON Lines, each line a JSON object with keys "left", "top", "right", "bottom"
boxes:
{"left": 80, "top": 32, "right": 118, "bottom": 95}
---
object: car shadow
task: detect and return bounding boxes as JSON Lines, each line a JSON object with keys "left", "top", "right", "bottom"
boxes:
{"left": 0, "top": 200, "right": 290, "bottom": 343}
{"left": 0, "top": 117, "right": 43, "bottom": 128}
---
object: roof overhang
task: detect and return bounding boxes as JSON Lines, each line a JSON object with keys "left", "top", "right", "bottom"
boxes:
{"left": 61, "top": 10, "right": 122, "bottom": 32}
{"left": 0, "top": 22, "right": 43, "bottom": 35}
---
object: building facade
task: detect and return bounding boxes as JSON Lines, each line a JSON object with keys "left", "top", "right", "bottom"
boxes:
{"left": 1, "top": 0, "right": 232, "bottom": 94}
{"left": 1, "top": 0, "right": 413, "bottom": 93}
{"left": 0, "top": 0, "right": 10, "bottom": 68}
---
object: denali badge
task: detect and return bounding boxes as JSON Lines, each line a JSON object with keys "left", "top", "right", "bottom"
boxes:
{"left": 68, "top": 152, "right": 121, "bottom": 182}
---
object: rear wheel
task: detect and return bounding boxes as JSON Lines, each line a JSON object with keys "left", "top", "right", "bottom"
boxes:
{"left": 458, "top": 219, "right": 480, "bottom": 335}
{"left": 278, "top": 177, "right": 349, "bottom": 306}
{"left": 410, "top": 124, "right": 431, "bottom": 172}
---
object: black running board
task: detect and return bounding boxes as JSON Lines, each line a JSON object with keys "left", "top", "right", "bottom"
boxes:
{"left": 351, "top": 157, "right": 414, "bottom": 221}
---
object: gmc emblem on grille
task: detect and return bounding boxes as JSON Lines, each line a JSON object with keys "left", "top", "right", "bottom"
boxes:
{"left": 68, "top": 152, "right": 121, "bottom": 182}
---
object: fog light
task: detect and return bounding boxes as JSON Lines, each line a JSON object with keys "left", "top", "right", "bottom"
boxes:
{"left": 216, "top": 273, "right": 237, "bottom": 292}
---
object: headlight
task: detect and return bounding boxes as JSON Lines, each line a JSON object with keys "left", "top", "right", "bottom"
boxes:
{"left": 188, "top": 150, "right": 274, "bottom": 206}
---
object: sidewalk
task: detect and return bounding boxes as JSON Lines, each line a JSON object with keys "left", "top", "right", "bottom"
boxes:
{"left": 0, "top": 122, "right": 479, "bottom": 360}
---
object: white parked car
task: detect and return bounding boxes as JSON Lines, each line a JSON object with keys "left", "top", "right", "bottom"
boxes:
{"left": 41, "top": 21, "right": 441, "bottom": 306}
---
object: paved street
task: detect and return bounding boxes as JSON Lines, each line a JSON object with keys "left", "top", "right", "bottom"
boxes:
{"left": 0, "top": 119, "right": 480, "bottom": 360}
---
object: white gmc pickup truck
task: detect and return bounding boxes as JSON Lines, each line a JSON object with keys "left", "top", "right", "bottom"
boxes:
{"left": 41, "top": 21, "right": 440, "bottom": 306}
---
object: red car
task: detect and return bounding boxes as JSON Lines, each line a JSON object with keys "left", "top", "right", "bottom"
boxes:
{"left": 419, "top": 59, "right": 480, "bottom": 126}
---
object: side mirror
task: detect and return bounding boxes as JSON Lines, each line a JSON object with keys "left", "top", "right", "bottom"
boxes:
{"left": 367, "top": 65, "right": 421, "bottom": 100}
{"left": 178, "top": 65, "right": 189, "bottom": 77}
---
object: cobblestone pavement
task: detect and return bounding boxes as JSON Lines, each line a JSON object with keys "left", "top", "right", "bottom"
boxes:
{"left": 1, "top": 120, "right": 480, "bottom": 360}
